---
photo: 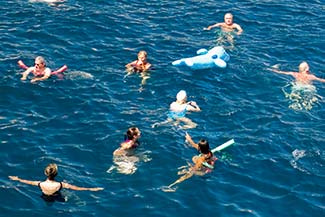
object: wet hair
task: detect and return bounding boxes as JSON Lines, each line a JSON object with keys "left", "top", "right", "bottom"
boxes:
{"left": 35, "top": 56, "right": 46, "bottom": 66}
{"left": 138, "top": 50, "right": 147, "bottom": 57}
{"left": 198, "top": 139, "right": 211, "bottom": 154}
{"left": 299, "top": 61, "right": 309, "bottom": 73}
{"left": 224, "top": 13, "right": 233, "bottom": 18}
{"left": 44, "top": 163, "right": 58, "bottom": 180}
{"left": 124, "top": 127, "right": 140, "bottom": 141}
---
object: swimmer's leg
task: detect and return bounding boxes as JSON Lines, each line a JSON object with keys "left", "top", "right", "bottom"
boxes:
{"left": 179, "top": 117, "right": 197, "bottom": 129}
{"left": 140, "top": 72, "right": 150, "bottom": 85}
{"left": 152, "top": 118, "right": 173, "bottom": 128}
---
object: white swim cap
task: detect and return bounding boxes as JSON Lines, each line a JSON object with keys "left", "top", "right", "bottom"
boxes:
{"left": 176, "top": 90, "right": 187, "bottom": 101}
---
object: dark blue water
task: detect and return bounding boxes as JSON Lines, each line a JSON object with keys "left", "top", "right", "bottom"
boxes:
{"left": 1, "top": 0, "right": 324, "bottom": 216}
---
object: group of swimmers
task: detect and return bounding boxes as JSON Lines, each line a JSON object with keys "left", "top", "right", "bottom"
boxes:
{"left": 9, "top": 12, "right": 325, "bottom": 198}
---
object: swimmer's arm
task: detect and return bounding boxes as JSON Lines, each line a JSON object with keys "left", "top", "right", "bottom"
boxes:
{"left": 185, "top": 133, "right": 199, "bottom": 150}
{"left": 8, "top": 176, "right": 40, "bottom": 186}
{"left": 120, "top": 140, "right": 134, "bottom": 149}
{"left": 205, "top": 22, "right": 222, "bottom": 30}
{"left": 143, "top": 63, "right": 151, "bottom": 71}
{"left": 268, "top": 68, "right": 295, "bottom": 76}
{"left": 125, "top": 60, "right": 137, "bottom": 68}
{"left": 31, "top": 69, "right": 51, "bottom": 83}
{"left": 312, "top": 76, "right": 325, "bottom": 83}
{"left": 21, "top": 67, "right": 34, "bottom": 80}
{"left": 234, "top": 23, "right": 243, "bottom": 35}
{"left": 187, "top": 101, "right": 201, "bottom": 111}
{"left": 192, "top": 156, "right": 205, "bottom": 170}
{"left": 62, "top": 182, "right": 103, "bottom": 191}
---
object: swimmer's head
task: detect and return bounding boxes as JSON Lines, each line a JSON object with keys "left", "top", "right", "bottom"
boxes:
{"left": 35, "top": 56, "right": 46, "bottom": 66}
{"left": 299, "top": 61, "right": 309, "bottom": 73}
{"left": 176, "top": 90, "right": 187, "bottom": 102}
{"left": 125, "top": 127, "right": 141, "bottom": 141}
{"left": 198, "top": 139, "right": 210, "bottom": 154}
{"left": 224, "top": 13, "right": 233, "bottom": 25}
{"left": 44, "top": 163, "right": 58, "bottom": 180}
{"left": 138, "top": 51, "right": 148, "bottom": 62}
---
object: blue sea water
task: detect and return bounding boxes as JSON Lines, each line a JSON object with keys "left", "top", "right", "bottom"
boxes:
{"left": 1, "top": 0, "right": 324, "bottom": 216}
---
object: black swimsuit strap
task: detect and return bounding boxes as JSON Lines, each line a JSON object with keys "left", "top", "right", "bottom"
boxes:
{"left": 59, "top": 182, "right": 63, "bottom": 191}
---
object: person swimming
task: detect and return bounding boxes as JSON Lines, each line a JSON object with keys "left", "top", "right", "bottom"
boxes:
{"left": 204, "top": 13, "right": 243, "bottom": 48}
{"left": 185, "top": 133, "right": 216, "bottom": 172}
{"left": 168, "top": 90, "right": 201, "bottom": 129}
{"left": 163, "top": 133, "right": 217, "bottom": 191}
{"left": 125, "top": 51, "right": 151, "bottom": 73}
{"left": 20, "top": 56, "right": 52, "bottom": 83}
{"left": 113, "top": 127, "right": 141, "bottom": 156}
{"left": 269, "top": 61, "right": 325, "bottom": 110}
{"left": 9, "top": 163, "right": 103, "bottom": 202}
{"left": 125, "top": 51, "right": 152, "bottom": 87}
{"left": 268, "top": 61, "right": 325, "bottom": 85}
{"left": 152, "top": 90, "right": 201, "bottom": 129}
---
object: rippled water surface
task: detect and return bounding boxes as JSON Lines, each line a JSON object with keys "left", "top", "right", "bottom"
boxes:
{"left": 1, "top": 0, "right": 324, "bottom": 216}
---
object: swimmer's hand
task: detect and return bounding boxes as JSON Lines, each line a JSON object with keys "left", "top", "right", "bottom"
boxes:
{"left": 89, "top": 187, "right": 104, "bottom": 191}
{"left": 9, "top": 176, "right": 20, "bottom": 181}
{"left": 187, "top": 101, "right": 198, "bottom": 108}
{"left": 185, "top": 132, "right": 192, "bottom": 143}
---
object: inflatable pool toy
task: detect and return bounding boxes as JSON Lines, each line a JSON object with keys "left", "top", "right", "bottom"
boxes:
{"left": 172, "top": 46, "right": 230, "bottom": 70}
{"left": 18, "top": 60, "right": 68, "bottom": 77}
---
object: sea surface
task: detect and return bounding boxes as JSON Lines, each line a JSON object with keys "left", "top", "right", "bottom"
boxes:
{"left": 1, "top": 0, "right": 324, "bottom": 216}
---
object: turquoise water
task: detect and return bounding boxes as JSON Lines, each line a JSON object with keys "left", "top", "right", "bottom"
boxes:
{"left": 1, "top": 0, "right": 324, "bottom": 216}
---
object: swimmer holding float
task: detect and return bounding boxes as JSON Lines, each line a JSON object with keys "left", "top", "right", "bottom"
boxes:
{"left": 163, "top": 133, "right": 235, "bottom": 192}
{"left": 18, "top": 56, "right": 67, "bottom": 82}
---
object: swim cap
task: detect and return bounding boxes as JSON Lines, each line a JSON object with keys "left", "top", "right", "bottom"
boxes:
{"left": 176, "top": 90, "right": 187, "bottom": 101}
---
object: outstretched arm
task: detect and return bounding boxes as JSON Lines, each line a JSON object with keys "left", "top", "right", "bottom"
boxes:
{"left": 205, "top": 22, "right": 222, "bottom": 30}
{"left": 9, "top": 176, "right": 40, "bottom": 186}
{"left": 62, "top": 182, "right": 104, "bottom": 191}
{"left": 268, "top": 67, "right": 295, "bottom": 76}
{"left": 185, "top": 133, "right": 199, "bottom": 150}
{"left": 311, "top": 75, "right": 325, "bottom": 83}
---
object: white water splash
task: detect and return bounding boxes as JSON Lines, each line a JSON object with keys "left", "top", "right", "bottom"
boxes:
{"left": 64, "top": 71, "right": 94, "bottom": 80}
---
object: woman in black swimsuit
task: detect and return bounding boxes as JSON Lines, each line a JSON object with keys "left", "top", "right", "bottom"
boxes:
{"left": 9, "top": 163, "right": 103, "bottom": 202}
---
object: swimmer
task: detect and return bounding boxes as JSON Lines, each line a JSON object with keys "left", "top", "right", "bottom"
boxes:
{"left": 126, "top": 50, "right": 151, "bottom": 73}
{"left": 168, "top": 90, "right": 200, "bottom": 129}
{"left": 125, "top": 51, "right": 152, "bottom": 86}
{"left": 113, "top": 127, "right": 141, "bottom": 156}
{"left": 205, "top": 13, "right": 243, "bottom": 35}
{"left": 164, "top": 133, "right": 216, "bottom": 191}
{"left": 268, "top": 61, "right": 325, "bottom": 85}
{"left": 152, "top": 90, "right": 200, "bottom": 129}
{"left": 21, "top": 56, "right": 51, "bottom": 83}
{"left": 9, "top": 163, "right": 103, "bottom": 201}
{"left": 185, "top": 132, "right": 216, "bottom": 171}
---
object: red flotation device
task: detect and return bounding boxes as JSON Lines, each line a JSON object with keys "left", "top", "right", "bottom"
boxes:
{"left": 18, "top": 60, "right": 68, "bottom": 77}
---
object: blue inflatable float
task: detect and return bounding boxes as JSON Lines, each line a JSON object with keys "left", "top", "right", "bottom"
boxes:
{"left": 172, "top": 46, "right": 230, "bottom": 70}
